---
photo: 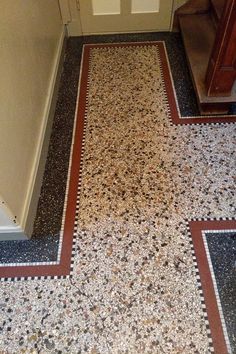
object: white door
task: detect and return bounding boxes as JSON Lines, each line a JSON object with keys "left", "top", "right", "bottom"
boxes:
{"left": 79, "top": 0, "right": 174, "bottom": 34}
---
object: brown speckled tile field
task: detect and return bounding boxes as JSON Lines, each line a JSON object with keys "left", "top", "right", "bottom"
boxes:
{"left": 0, "top": 41, "right": 235, "bottom": 353}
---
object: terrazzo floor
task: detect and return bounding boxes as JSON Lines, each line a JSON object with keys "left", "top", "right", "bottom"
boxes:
{"left": 0, "top": 33, "right": 235, "bottom": 353}
{"left": 1, "top": 32, "right": 235, "bottom": 265}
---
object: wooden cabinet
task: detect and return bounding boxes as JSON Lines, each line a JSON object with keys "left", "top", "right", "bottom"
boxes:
{"left": 176, "top": 0, "right": 236, "bottom": 114}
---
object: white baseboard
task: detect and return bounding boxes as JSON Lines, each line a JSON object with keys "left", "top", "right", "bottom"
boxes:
{"left": 20, "top": 26, "right": 67, "bottom": 238}
{"left": 0, "top": 226, "right": 28, "bottom": 241}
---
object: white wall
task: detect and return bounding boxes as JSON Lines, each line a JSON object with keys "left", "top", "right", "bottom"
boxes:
{"left": 0, "top": 200, "right": 16, "bottom": 228}
{"left": 67, "top": 0, "right": 83, "bottom": 36}
{"left": 0, "top": 0, "right": 64, "bottom": 236}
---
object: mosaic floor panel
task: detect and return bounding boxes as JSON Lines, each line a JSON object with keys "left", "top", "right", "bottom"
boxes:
{"left": 0, "top": 39, "right": 235, "bottom": 353}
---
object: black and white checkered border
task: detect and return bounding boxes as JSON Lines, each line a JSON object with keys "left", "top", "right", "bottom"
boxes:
{"left": 0, "top": 275, "right": 71, "bottom": 282}
{"left": 69, "top": 47, "right": 94, "bottom": 278}
{"left": 186, "top": 217, "right": 236, "bottom": 353}
{"left": 156, "top": 45, "right": 174, "bottom": 128}
{"left": 190, "top": 217, "right": 235, "bottom": 221}
{"left": 0, "top": 46, "right": 91, "bottom": 283}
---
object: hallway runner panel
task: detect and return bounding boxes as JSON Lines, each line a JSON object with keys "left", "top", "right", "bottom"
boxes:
{"left": 0, "top": 42, "right": 235, "bottom": 353}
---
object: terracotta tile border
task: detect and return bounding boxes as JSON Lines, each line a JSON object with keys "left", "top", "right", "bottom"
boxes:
{"left": 0, "top": 42, "right": 235, "bottom": 281}
{"left": 189, "top": 219, "right": 236, "bottom": 354}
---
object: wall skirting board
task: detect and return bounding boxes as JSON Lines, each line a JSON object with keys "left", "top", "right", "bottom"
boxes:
{"left": 0, "top": 27, "right": 67, "bottom": 241}
{"left": 0, "top": 226, "right": 27, "bottom": 241}
{"left": 0, "top": 200, "right": 27, "bottom": 241}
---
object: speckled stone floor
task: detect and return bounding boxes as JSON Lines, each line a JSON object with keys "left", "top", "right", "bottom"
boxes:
{"left": 0, "top": 33, "right": 235, "bottom": 353}
{"left": 206, "top": 231, "right": 236, "bottom": 352}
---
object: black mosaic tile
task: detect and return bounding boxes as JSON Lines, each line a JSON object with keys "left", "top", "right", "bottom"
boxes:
{"left": 205, "top": 231, "right": 236, "bottom": 352}
{"left": 0, "top": 236, "right": 59, "bottom": 264}
{"left": 33, "top": 37, "right": 84, "bottom": 238}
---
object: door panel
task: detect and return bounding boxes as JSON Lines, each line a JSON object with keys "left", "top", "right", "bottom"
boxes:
{"left": 79, "top": 0, "right": 173, "bottom": 34}
{"left": 131, "top": 0, "right": 160, "bottom": 13}
{"left": 92, "top": 0, "right": 120, "bottom": 15}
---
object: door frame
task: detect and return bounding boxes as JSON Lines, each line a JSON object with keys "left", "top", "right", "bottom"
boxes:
{"left": 64, "top": 0, "right": 182, "bottom": 36}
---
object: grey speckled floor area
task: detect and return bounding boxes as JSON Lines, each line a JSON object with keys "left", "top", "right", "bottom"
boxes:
{"left": 206, "top": 231, "right": 236, "bottom": 352}
{"left": 0, "top": 236, "right": 59, "bottom": 264}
